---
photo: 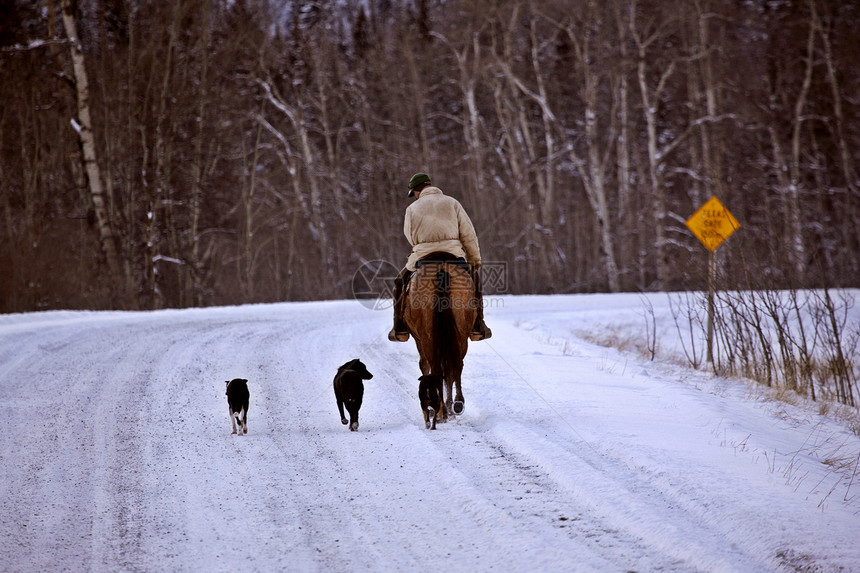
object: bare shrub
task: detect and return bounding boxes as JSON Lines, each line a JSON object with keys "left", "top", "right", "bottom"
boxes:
{"left": 666, "top": 287, "right": 858, "bottom": 408}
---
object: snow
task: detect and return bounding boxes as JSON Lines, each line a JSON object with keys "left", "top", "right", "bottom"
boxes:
{"left": 1, "top": 293, "right": 858, "bottom": 572}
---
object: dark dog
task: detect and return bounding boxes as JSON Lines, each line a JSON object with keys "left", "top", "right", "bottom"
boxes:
{"left": 225, "top": 378, "right": 249, "bottom": 435}
{"left": 333, "top": 359, "right": 373, "bottom": 431}
{"left": 418, "top": 374, "right": 446, "bottom": 429}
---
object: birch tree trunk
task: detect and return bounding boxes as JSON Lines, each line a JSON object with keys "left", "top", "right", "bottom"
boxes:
{"left": 494, "top": 5, "right": 559, "bottom": 288}
{"left": 629, "top": 2, "right": 702, "bottom": 289}
{"left": 787, "top": 6, "right": 815, "bottom": 281}
{"left": 631, "top": 17, "right": 672, "bottom": 289}
{"left": 613, "top": 0, "right": 632, "bottom": 227}
{"left": 258, "top": 79, "right": 330, "bottom": 275}
{"left": 313, "top": 44, "right": 345, "bottom": 223}
{"left": 61, "top": 0, "right": 123, "bottom": 294}
{"left": 435, "top": 29, "right": 485, "bottom": 198}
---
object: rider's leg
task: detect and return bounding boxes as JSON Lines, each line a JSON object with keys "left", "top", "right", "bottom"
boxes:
{"left": 388, "top": 267, "right": 412, "bottom": 342}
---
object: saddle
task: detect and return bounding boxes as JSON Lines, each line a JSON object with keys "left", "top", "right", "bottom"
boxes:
{"left": 395, "top": 252, "right": 491, "bottom": 342}
{"left": 407, "top": 251, "right": 473, "bottom": 295}
{"left": 414, "top": 251, "right": 471, "bottom": 271}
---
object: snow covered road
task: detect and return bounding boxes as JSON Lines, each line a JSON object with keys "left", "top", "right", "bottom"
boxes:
{"left": 1, "top": 295, "right": 858, "bottom": 572}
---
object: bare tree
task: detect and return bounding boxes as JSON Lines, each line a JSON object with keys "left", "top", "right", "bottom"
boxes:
{"left": 543, "top": 2, "right": 622, "bottom": 292}
{"left": 487, "top": 3, "right": 564, "bottom": 291}
{"left": 628, "top": 0, "right": 679, "bottom": 289}
{"left": 785, "top": 2, "right": 817, "bottom": 280}
{"left": 2, "top": 0, "right": 859, "bottom": 310}
{"left": 812, "top": 0, "right": 859, "bottom": 280}
{"left": 61, "top": 0, "right": 125, "bottom": 297}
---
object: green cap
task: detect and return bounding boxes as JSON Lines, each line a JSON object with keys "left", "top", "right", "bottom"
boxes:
{"left": 407, "top": 172, "right": 431, "bottom": 197}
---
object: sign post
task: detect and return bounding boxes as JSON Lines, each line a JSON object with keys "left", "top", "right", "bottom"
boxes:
{"left": 685, "top": 197, "right": 740, "bottom": 365}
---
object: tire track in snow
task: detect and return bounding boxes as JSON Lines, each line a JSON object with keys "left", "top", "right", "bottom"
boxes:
{"left": 362, "top": 344, "right": 646, "bottom": 571}
{"left": 89, "top": 319, "right": 209, "bottom": 571}
{"left": 460, "top": 324, "right": 802, "bottom": 572}
{"left": 480, "top": 415, "right": 777, "bottom": 571}
{"left": 84, "top": 314, "right": 320, "bottom": 571}
{"left": 376, "top": 361, "right": 699, "bottom": 571}
{"left": 263, "top": 323, "right": 593, "bottom": 571}
{"left": 415, "top": 328, "right": 772, "bottom": 572}
{"left": 4, "top": 302, "right": 858, "bottom": 572}
{"left": 158, "top": 315, "right": 318, "bottom": 571}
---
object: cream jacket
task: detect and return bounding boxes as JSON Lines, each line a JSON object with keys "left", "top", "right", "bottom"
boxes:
{"left": 403, "top": 187, "right": 481, "bottom": 271}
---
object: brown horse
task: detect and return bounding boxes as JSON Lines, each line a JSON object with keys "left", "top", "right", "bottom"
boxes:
{"left": 403, "top": 256, "right": 477, "bottom": 419}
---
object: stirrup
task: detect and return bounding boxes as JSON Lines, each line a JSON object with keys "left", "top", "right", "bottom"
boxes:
{"left": 388, "top": 328, "right": 410, "bottom": 342}
{"left": 470, "top": 324, "right": 492, "bottom": 341}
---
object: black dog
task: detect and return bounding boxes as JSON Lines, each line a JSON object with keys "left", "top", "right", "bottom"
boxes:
{"left": 333, "top": 359, "right": 373, "bottom": 431}
{"left": 418, "top": 374, "right": 446, "bottom": 430}
{"left": 225, "top": 378, "right": 249, "bottom": 435}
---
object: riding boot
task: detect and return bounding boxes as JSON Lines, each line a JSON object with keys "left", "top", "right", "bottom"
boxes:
{"left": 470, "top": 267, "right": 493, "bottom": 341}
{"left": 388, "top": 268, "right": 412, "bottom": 342}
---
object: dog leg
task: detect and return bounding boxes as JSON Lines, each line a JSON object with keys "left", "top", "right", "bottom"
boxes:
{"left": 230, "top": 406, "right": 237, "bottom": 434}
{"left": 337, "top": 399, "right": 348, "bottom": 425}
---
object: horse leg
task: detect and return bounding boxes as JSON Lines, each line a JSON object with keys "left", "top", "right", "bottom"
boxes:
{"left": 443, "top": 376, "right": 454, "bottom": 416}
{"left": 451, "top": 362, "right": 465, "bottom": 415}
{"left": 452, "top": 379, "right": 465, "bottom": 415}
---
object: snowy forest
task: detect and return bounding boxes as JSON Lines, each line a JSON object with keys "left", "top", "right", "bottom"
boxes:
{"left": 1, "top": 0, "right": 858, "bottom": 312}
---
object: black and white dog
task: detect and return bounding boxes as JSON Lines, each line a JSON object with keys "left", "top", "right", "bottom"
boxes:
{"left": 333, "top": 359, "right": 373, "bottom": 431}
{"left": 418, "top": 374, "right": 445, "bottom": 429}
{"left": 225, "top": 378, "right": 249, "bottom": 435}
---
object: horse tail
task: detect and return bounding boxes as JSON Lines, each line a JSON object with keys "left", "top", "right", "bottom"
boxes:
{"left": 433, "top": 269, "right": 459, "bottom": 376}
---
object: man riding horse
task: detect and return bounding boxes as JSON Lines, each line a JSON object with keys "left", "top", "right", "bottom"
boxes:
{"left": 388, "top": 172, "right": 492, "bottom": 343}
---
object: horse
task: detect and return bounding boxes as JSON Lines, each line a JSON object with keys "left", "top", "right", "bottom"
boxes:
{"left": 403, "top": 254, "right": 477, "bottom": 419}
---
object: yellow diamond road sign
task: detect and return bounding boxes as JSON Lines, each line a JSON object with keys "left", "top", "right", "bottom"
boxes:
{"left": 685, "top": 196, "right": 740, "bottom": 252}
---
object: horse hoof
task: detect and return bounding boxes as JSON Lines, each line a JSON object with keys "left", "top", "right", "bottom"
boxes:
{"left": 452, "top": 401, "right": 465, "bottom": 415}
